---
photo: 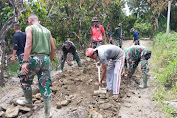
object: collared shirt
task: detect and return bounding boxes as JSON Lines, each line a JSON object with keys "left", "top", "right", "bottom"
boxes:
{"left": 13, "top": 31, "right": 26, "bottom": 56}
{"left": 91, "top": 24, "right": 105, "bottom": 42}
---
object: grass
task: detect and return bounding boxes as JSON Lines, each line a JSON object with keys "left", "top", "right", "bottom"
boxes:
{"left": 151, "top": 32, "right": 177, "bottom": 118}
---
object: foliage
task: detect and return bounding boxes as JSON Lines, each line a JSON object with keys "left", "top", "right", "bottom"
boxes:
{"left": 151, "top": 32, "right": 177, "bottom": 117}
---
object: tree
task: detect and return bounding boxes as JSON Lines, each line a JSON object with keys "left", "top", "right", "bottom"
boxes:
{"left": 0, "top": 0, "right": 26, "bottom": 86}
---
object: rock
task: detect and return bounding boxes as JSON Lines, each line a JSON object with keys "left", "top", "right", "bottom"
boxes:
{"left": 56, "top": 103, "right": 62, "bottom": 109}
{"left": 35, "top": 93, "right": 41, "bottom": 99}
{"left": 168, "top": 101, "right": 177, "bottom": 111}
{"left": 1, "top": 104, "right": 14, "bottom": 110}
{"left": 97, "top": 100, "right": 105, "bottom": 105}
{"left": 34, "top": 100, "right": 42, "bottom": 104}
{"left": 61, "top": 100, "right": 69, "bottom": 106}
{"left": 32, "top": 86, "right": 40, "bottom": 95}
{"left": 99, "top": 103, "right": 112, "bottom": 110}
{"left": 32, "top": 98, "right": 38, "bottom": 103}
{"left": 89, "top": 111, "right": 103, "bottom": 118}
{"left": 18, "top": 106, "right": 31, "bottom": 112}
{"left": 50, "top": 86, "right": 58, "bottom": 93}
{"left": 0, "top": 111, "right": 4, "bottom": 117}
{"left": 5, "top": 106, "right": 19, "bottom": 118}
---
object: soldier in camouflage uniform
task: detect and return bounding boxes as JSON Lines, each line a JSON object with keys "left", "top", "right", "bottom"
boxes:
{"left": 60, "top": 41, "right": 82, "bottom": 72}
{"left": 112, "top": 23, "right": 122, "bottom": 48}
{"left": 17, "top": 14, "right": 55, "bottom": 118}
{"left": 122, "top": 45, "right": 151, "bottom": 88}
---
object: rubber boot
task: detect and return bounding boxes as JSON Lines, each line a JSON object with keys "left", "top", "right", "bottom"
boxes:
{"left": 139, "top": 73, "right": 147, "bottom": 88}
{"left": 16, "top": 89, "right": 32, "bottom": 107}
{"left": 60, "top": 60, "right": 65, "bottom": 72}
{"left": 44, "top": 98, "right": 52, "bottom": 118}
{"left": 76, "top": 60, "right": 82, "bottom": 67}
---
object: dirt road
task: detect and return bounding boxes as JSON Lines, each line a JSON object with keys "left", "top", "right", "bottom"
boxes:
{"left": 0, "top": 39, "right": 164, "bottom": 118}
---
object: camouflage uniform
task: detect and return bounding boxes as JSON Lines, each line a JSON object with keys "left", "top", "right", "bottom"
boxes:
{"left": 113, "top": 27, "right": 122, "bottom": 48}
{"left": 20, "top": 55, "right": 51, "bottom": 99}
{"left": 17, "top": 54, "right": 24, "bottom": 70}
{"left": 124, "top": 46, "right": 151, "bottom": 88}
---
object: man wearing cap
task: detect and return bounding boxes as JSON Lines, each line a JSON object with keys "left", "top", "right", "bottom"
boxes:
{"left": 130, "top": 28, "right": 140, "bottom": 45}
{"left": 90, "top": 17, "right": 107, "bottom": 48}
{"left": 112, "top": 23, "right": 122, "bottom": 48}
{"left": 122, "top": 45, "right": 151, "bottom": 88}
{"left": 86, "top": 45, "right": 125, "bottom": 99}
{"left": 11, "top": 24, "right": 26, "bottom": 69}
{"left": 60, "top": 40, "right": 82, "bottom": 72}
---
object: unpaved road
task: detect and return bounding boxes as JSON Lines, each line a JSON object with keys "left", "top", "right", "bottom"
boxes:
{"left": 0, "top": 39, "right": 164, "bottom": 118}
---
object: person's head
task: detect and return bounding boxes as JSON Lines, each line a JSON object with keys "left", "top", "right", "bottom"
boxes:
{"left": 118, "top": 23, "right": 122, "bottom": 28}
{"left": 130, "top": 28, "right": 134, "bottom": 33}
{"left": 64, "top": 41, "right": 72, "bottom": 50}
{"left": 13, "top": 23, "right": 21, "bottom": 32}
{"left": 28, "top": 14, "right": 39, "bottom": 26}
{"left": 92, "top": 17, "right": 99, "bottom": 25}
{"left": 144, "top": 50, "right": 151, "bottom": 60}
{"left": 85, "top": 48, "right": 98, "bottom": 59}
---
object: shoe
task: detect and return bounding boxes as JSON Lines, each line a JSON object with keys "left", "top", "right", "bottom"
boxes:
{"left": 16, "top": 89, "right": 32, "bottom": 107}
{"left": 139, "top": 73, "right": 147, "bottom": 88}
{"left": 44, "top": 98, "right": 52, "bottom": 118}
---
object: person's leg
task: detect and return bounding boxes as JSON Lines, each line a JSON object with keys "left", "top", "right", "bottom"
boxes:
{"left": 139, "top": 60, "right": 148, "bottom": 88}
{"left": 38, "top": 56, "right": 52, "bottom": 118}
{"left": 106, "top": 60, "right": 115, "bottom": 91}
{"left": 73, "top": 51, "right": 82, "bottom": 67}
{"left": 60, "top": 53, "right": 66, "bottom": 72}
{"left": 112, "top": 56, "right": 125, "bottom": 95}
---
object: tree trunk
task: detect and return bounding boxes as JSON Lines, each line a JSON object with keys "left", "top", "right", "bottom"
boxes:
{"left": 0, "top": 0, "right": 25, "bottom": 86}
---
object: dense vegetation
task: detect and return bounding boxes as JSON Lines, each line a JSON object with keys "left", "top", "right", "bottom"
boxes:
{"left": 151, "top": 32, "right": 177, "bottom": 117}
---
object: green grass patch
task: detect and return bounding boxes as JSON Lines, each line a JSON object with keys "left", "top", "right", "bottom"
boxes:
{"left": 151, "top": 32, "right": 177, "bottom": 118}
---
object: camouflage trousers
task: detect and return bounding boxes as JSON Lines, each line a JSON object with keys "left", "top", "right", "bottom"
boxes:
{"left": 134, "top": 40, "right": 140, "bottom": 45}
{"left": 115, "top": 38, "right": 122, "bottom": 48}
{"left": 17, "top": 54, "right": 24, "bottom": 70}
{"left": 128, "top": 59, "right": 148, "bottom": 78}
{"left": 92, "top": 41, "right": 103, "bottom": 49}
{"left": 20, "top": 55, "right": 52, "bottom": 99}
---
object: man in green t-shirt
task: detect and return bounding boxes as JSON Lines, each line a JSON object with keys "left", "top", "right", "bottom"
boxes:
{"left": 17, "top": 14, "right": 55, "bottom": 118}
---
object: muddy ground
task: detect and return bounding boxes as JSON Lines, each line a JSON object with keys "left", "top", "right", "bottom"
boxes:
{"left": 0, "top": 40, "right": 164, "bottom": 118}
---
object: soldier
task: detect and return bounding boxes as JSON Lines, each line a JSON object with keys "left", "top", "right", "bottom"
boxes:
{"left": 17, "top": 14, "right": 55, "bottom": 118}
{"left": 11, "top": 23, "right": 26, "bottom": 69}
{"left": 60, "top": 41, "right": 82, "bottom": 72}
{"left": 89, "top": 17, "right": 107, "bottom": 48}
{"left": 130, "top": 28, "right": 140, "bottom": 45}
{"left": 112, "top": 23, "right": 122, "bottom": 48}
{"left": 122, "top": 45, "right": 151, "bottom": 88}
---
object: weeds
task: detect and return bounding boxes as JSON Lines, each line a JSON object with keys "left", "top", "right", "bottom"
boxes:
{"left": 152, "top": 32, "right": 177, "bottom": 118}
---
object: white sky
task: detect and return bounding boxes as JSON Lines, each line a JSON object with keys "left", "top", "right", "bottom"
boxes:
{"left": 123, "top": 1, "right": 131, "bottom": 16}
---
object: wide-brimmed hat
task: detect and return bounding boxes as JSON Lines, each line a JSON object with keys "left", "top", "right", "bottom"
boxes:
{"left": 91, "top": 17, "right": 99, "bottom": 22}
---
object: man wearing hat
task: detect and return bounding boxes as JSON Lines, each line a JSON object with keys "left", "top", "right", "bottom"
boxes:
{"left": 60, "top": 40, "right": 82, "bottom": 72}
{"left": 90, "top": 17, "right": 107, "bottom": 48}
{"left": 112, "top": 23, "right": 123, "bottom": 48}
{"left": 86, "top": 45, "right": 125, "bottom": 99}
{"left": 130, "top": 28, "right": 140, "bottom": 45}
{"left": 122, "top": 45, "right": 152, "bottom": 88}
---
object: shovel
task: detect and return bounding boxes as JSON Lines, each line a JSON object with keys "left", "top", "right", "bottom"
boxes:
{"left": 93, "top": 64, "right": 107, "bottom": 94}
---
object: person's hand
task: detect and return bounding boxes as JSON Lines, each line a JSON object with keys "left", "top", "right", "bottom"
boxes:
{"left": 21, "top": 63, "right": 28, "bottom": 75}
{"left": 121, "top": 71, "right": 125, "bottom": 76}
{"left": 11, "top": 56, "right": 15, "bottom": 63}
{"left": 96, "top": 62, "right": 101, "bottom": 66}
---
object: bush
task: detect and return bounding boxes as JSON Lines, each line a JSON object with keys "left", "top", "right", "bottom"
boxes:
{"left": 134, "top": 22, "right": 152, "bottom": 38}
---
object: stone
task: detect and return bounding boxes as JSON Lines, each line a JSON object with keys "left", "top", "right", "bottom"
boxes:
{"left": 32, "top": 86, "right": 40, "bottom": 95}
{"left": 18, "top": 106, "right": 31, "bottom": 112}
{"left": 1, "top": 104, "right": 14, "bottom": 110}
{"left": 89, "top": 111, "right": 103, "bottom": 118}
{"left": 32, "top": 98, "right": 38, "bottom": 103}
{"left": 35, "top": 93, "right": 41, "bottom": 99}
{"left": 61, "top": 100, "right": 69, "bottom": 106}
{"left": 56, "top": 103, "right": 62, "bottom": 109}
{"left": 168, "top": 101, "right": 177, "bottom": 111}
{"left": 5, "top": 106, "right": 19, "bottom": 118}
{"left": 99, "top": 103, "right": 112, "bottom": 110}
{"left": 0, "top": 111, "right": 4, "bottom": 117}
{"left": 34, "top": 100, "right": 42, "bottom": 104}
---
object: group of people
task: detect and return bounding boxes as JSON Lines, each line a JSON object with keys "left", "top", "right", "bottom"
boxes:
{"left": 11, "top": 15, "right": 151, "bottom": 118}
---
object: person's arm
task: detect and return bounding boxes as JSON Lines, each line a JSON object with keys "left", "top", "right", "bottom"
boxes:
{"left": 49, "top": 35, "right": 56, "bottom": 63}
{"left": 103, "top": 32, "right": 107, "bottom": 44}
{"left": 11, "top": 35, "right": 18, "bottom": 63}
{"left": 99, "top": 64, "right": 107, "bottom": 86}
{"left": 21, "top": 26, "right": 32, "bottom": 75}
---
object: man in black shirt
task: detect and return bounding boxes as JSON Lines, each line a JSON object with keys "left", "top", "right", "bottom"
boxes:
{"left": 11, "top": 23, "right": 26, "bottom": 69}
{"left": 60, "top": 41, "right": 82, "bottom": 72}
